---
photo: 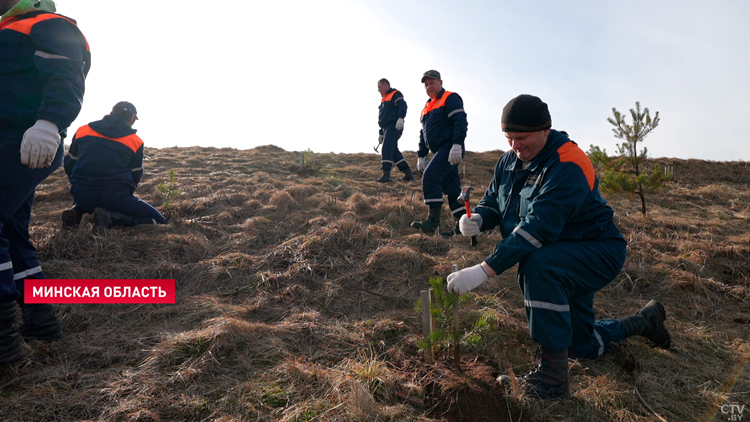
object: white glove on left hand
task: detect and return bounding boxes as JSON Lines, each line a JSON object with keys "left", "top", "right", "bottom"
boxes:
{"left": 378, "top": 134, "right": 384, "bottom": 144}
{"left": 395, "top": 118, "right": 404, "bottom": 131}
{"left": 459, "top": 213, "right": 483, "bottom": 237}
{"left": 448, "top": 144, "right": 463, "bottom": 165}
{"left": 447, "top": 263, "right": 489, "bottom": 295}
{"left": 417, "top": 157, "right": 427, "bottom": 173}
{"left": 21, "top": 120, "right": 60, "bottom": 169}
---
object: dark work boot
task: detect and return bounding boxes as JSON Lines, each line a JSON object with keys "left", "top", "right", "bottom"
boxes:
{"left": 441, "top": 210, "right": 465, "bottom": 237}
{"left": 440, "top": 221, "right": 460, "bottom": 238}
{"left": 61, "top": 207, "right": 84, "bottom": 228}
{"left": 93, "top": 208, "right": 134, "bottom": 232}
{"left": 376, "top": 170, "right": 391, "bottom": 183}
{"left": 400, "top": 167, "right": 414, "bottom": 181}
{"left": 498, "top": 346, "right": 570, "bottom": 400}
{"left": 410, "top": 206, "right": 441, "bottom": 234}
{"left": 0, "top": 301, "right": 25, "bottom": 365}
{"left": 618, "top": 300, "right": 671, "bottom": 349}
{"left": 20, "top": 304, "right": 62, "bottom": 341}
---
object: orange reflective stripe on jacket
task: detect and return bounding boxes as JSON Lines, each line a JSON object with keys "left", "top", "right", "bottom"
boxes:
{"left": 0, "top": 17, "right": 16, "bottom": 30}
{"left": 381, "top": 90, "right": 400, "bottom": 103}
{"left": 1, "top": 13, "right": 90, "bottom": 50}
{"left": 557, "top": 141, "right": 595, "bottom": 191}
{"left": 75, "top": 125, "right": 143, "bottom": 153}
{"left": 421, "top": 91, "right": 453, "bottom": 117}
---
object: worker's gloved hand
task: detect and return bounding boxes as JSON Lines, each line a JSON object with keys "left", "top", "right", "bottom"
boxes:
{"left": 448, "top": 144, "right": 463, "bottom": 165}
{"left": 378, "top": 134, "right": 384, "bottom": 144}
{"left": 459, "top": 213, "right": 483, "bottom": 236}
{"left": 417, "top": 157, "right": 427, "bottom": 173}
{"left": 21, "top": 120, "right": 60, "bottom": 169}
{"left": 395, "top": 118, "right": 404, "bottom": 131}
{"left": 447, "top": 263, "right": 489, "bottom": 295}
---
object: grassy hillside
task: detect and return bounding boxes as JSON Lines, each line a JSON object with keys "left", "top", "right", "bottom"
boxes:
{"left": 1, "top": 146, "right": 748, "bottom": 421}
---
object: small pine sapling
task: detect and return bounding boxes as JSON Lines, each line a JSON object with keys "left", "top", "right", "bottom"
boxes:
{"left": 416, "top": 276, "right": 494, "bottom": 365}
{"left": 157, "top": 169, "right": 183, "bottom": 210}
{"left": 300, "top": 148, "right": 316, "bottom": 167}
{"left": 588, "top": 101, "right": 672, "bottom": 215}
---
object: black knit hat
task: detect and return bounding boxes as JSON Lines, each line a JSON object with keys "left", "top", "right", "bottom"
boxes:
{"left": 501, "top": 94, "right": 551, "bottom": 132}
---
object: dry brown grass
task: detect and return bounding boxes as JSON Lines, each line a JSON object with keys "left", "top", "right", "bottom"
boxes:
{"left": 0, "top": 146, "right": 747, "bottom": 421}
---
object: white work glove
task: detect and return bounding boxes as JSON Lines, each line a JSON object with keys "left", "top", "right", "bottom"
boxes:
{"left": 459, "top": 213, "right": 483, "bottom": 237}
{"left": 395, "top": 118, "right": 404, "bottom": 131}
{"left": 378, "top": 134, "right": 384, "bottom": 144}
{"left": 448, "top": 144, "right": 463, "bottom": 165}
{"left": 417, "top": 157, "right": 427, "bottom": 173}
{"left": 447, "top": 263, "right": 489, "bottom": 295}
{"left": 21, "top": 119, "right": 60, "bottom": 169}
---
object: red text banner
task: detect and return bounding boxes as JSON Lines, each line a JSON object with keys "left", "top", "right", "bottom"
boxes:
{"left": 24, "top": 279, "right": 176, "bottom": 304}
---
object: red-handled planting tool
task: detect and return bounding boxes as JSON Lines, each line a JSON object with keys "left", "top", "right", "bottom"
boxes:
{"left": 458, "top": 186, "right": 477, "bottom": 247}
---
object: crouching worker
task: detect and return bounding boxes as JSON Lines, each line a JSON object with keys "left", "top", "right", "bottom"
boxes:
{"left": 62, "top": 102, "right": 167, "bottom": 231}
{"left": 446, "top": 94, "right": 671, "bottom": 400}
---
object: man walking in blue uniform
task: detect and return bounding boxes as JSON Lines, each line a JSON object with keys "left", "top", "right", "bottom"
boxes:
{"left": 62, "top": 102, "right": 167, "bottom": 231}
{"left": 447, "top": 94, "right": 671, "bottom": 399}
{"left": 376, "top": 78, "right": 413, "bottom": 183}
{"left": 411, "top": 70, "right": 468, "bottom": 235}
{"left": 0, "top": 0, "right": 90, "bottom": 364}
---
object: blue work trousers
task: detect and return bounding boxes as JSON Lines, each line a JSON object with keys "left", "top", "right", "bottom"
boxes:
{"left": 0, "top": 141, "right": 64, "bottom": 303}
{"left": 422, "top": 145, "right": 464, "bottom": 216}
{"left": 380, "top": 123, "right": 409, "bottom": 172}
{"left": 70, "top": 185, "right": 167, "bottom": 225}
{"left": 516, "top": 237, "right": 628, "bottom": 359}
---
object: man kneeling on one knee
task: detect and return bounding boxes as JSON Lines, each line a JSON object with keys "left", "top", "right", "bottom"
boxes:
{"left": 62, "top": 101, "right": 167, "bottom": 230}
{"left": 446, "top": 94, "right": 671, "bottom": 400}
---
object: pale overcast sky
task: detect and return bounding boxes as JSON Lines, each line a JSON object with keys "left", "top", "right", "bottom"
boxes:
{"left": 60, "top": 0, "right": 750, "bottom": 161}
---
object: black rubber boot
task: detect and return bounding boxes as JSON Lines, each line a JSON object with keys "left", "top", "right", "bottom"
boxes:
{"left": 376, "top": 170, "right": 391, "bottom": 183}
{"left": 400, "top": 167, "right": 414, "bottom": 181}
{"left": 410, "top": 206, "right": 441, "bottom": 234}
{"left": 618, "top": 300, "right": 671, "bottom": 349}
{"left": 0, "top": 301, "right": 25, "bottom": 365}
{"left": 20, "top": 304, "right": 62, "bottom": 341}
{"left": 441, "top": 210, "right": 465, "bottom": 237}
{"left": 498, "top": 346, "right": 570, "bottom": 400}
{"left": 62, "top": 207, "right": 84, "bottom": 228}
{"left": 93, "top": 208, "right": 134, "bottom": 232}
{"left": 440, "top": 221, "right": 460, "bottom": 237}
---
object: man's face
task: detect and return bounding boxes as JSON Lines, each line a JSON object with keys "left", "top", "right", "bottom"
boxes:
{"left": 505, "top": 129, "right": 551, "bottom": 161}
{"left": 0, "top": 0, "right": 20, "bottom": 15}
{"left": 377, "top": 81, "right": 389, "bottom": 96}
{"left": 424, "top": 78, "right": 443, "bottom": 98}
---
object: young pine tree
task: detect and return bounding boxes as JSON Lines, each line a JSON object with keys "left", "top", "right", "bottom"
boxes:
{"left": 416, "top": 276, "right": 495, "bottom": 365}
{"left": 588, "top": 102, "right": 672, "bottom": 215}
{"left": 157, "top": 169, "right": 182, "bottom": 210}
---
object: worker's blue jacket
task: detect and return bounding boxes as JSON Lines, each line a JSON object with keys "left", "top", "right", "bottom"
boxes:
{"left": 378, "top": 88, "right": 406, "bottom": 130}
{"left": 474, "top": 130, "right": 623, "bottom": 274}
{"left": 64, "top": 115, "right": 144, "bottom": 192}
{"left": 0, "top": 11, "right": 90, "bottom": 140}
{"left": 418, "top": 88, "right": 467, "bottom": 157}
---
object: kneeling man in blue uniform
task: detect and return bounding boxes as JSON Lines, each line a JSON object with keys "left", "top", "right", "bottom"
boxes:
{"left": 62, "top": 102, "right": 167, "bottom": 230}
{"left": 447, "top": 94, "right": 671, "bottom": 399}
